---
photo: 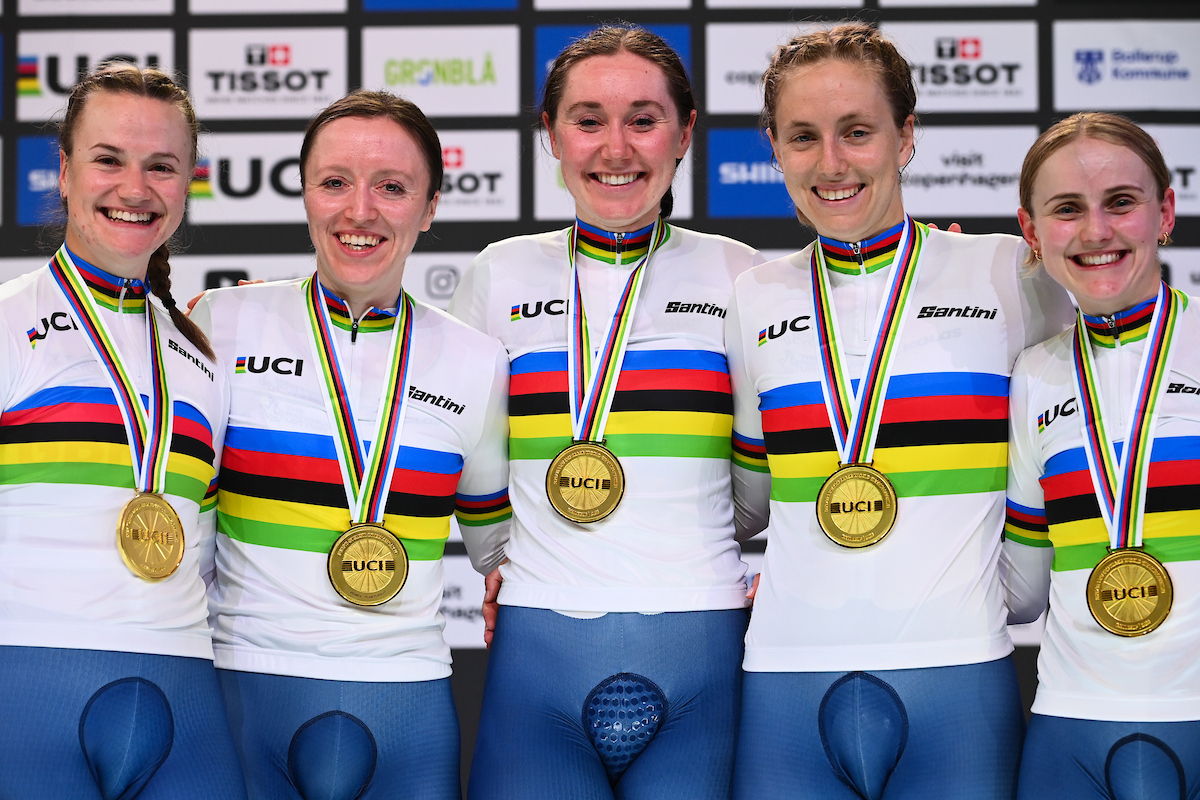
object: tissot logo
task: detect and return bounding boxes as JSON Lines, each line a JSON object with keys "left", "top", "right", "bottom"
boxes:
{"left": 435, "top": 131, "right": 518, "bottom": 221}
{"left": 246, "top": 44, "right": 290, "bottom": 67}
{"left": 190, "top": 28, "right": 345, "bottom": 120}
{"left": 883, "top": 22, "right": 1036, "bottom": 113}
{"left": 1037, "top": 398, "right": 1076, "bottom": 433}
{"left": 757, "top": 315, "right": 811, "bottom": 346}
{"left": 510, "top": 299, "right": 566, "bottom": 320}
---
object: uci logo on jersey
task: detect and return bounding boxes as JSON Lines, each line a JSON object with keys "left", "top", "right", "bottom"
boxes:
{"left": 510, "top": 299, "right": 567, "bottom": 321}
{"left": 757, "top": 315, "right": 811, "bottom": 346}
{"left": 235, "top": 356, "right": 304, "bottom": 376}
{"left": 1037, "top": 398, "right": 1076, "bottom": 433}
{"left": 26, "top": 312, "right": 79, "bottom": 348}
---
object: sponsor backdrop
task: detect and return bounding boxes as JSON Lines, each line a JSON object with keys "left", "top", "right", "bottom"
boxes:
{"left": 2, "top": 0, "right": 1198, "bottom": 787}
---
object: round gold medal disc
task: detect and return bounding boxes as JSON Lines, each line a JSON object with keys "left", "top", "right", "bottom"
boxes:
{"left": 546, "top": 442, "right": 625, "bottom": 523}
{"left": 1086, "top": 548, "right": 1173, "bottom": 637}
{"left": 117, "top": 493, "right": 185, "bottom": 581}
{"left": 328, "top": 524, "right": 409, "bottom": 606}
{"left": 815, "top": 464, "right": 898, "bottom": 548}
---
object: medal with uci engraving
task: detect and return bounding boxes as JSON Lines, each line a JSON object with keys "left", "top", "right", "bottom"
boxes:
{"left": 816, "top": 463, "right": 897, "bottom": 547}
{"left": 546, "top": 220, "right": 669, "bottom": 523}
{"left": 328, "top": 523, "right": 408, "bottom": 606}
{"left": 1086, "top": 548, "right": 1173, "bottom": 636}
{"left": 305, "top": 276, "right": 415, "bottom": 606}
{"left": 547, "top": 441, "right": 625, "bottom": 523}
{"left": 49, "top": 247, "right": 186, "bottom": 580}
{"left": 1071, "top": 282, "right": 1184, "bottom": 636}
{"left": 810, "top": 218, "right": 924, "bottom": 548}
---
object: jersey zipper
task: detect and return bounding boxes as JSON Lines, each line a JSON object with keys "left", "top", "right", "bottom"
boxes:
{"left": 614, "top": 231, "right": 624, "bottom": 267}
{"left": 852, "top": 241, "right": 869, "bottom": 344}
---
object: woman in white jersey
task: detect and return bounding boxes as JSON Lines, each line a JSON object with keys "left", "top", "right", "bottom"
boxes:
{"left": 1006, "top": 112, "right": 1200, "bottom": 799}
{"left": 0, "top": 64, "right": 246, "bottom": 798}
{"left": 191, "top": 91, "right": 510, "bottom": 800}
{"left": 725, "top": 24, "right": 1073, "bottom": 798}
{"left": 449, "top": 24, "right": 762, "bottom": 799}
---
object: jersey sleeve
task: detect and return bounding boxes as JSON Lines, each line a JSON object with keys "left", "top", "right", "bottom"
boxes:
{"left": 726, "top": 276, "right": 770, "bottom": 541}
{"left": 1002, "top": 350, "right": 1054, "bottom": 624}
{"left": 454, "top": 341, "right": 511, "bottom": 575}
{"left": 447, "top": 248, "right": 492, "bottom": 335}
{"left": 1017, "top": 245, "right": 1076, "bottom": 349}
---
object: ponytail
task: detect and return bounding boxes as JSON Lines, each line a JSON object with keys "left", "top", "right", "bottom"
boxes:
{"left": 145, "top": 244, "right": 215, "bottom": 361}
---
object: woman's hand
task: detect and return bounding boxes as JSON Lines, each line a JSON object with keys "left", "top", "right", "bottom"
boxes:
{"left": 482, "top": 562, "right": 506, "bottom": 649}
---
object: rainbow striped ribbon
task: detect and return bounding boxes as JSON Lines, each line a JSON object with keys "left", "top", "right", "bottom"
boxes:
{"left": 1071, "top": 282, "right": 1186, "bottom": 550}
{"left": 811, "top": 217, "right": 925, "bottom": 465}
{"left": 48, "top": 246, "right": 173, "bottom": 494}
{"left": 304, "top": 276, "right": 414, "bottom": 525}
{"left": 566, "top": 218, "right": 670, "bottom": 443}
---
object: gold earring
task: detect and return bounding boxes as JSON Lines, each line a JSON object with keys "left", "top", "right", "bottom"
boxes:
{"left": 1033, "top": 249, "right": 1042, "bottom": 261}
{"left": 1159, "top": 234, "right": 1170, "bottom": 247}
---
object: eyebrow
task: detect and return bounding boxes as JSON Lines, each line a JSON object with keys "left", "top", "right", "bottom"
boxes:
{"left": 90, "top": 142, "right": 181, "bottom": 163}
{"left": 1043, "top": 184, "right": 1146, "bottom": 205}
{"left": 780, "top": 112, "right": 871, "bottom": 131}
{"left": 563, "top": 99, "right": 668, "bottom": 116}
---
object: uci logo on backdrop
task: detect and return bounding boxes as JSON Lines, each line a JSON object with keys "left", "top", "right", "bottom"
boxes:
{"left": 189, "top": 27, "right": 347, "bottom": 120}
{"left": 16, "top": 30, "right": 174, "bottom": 121}
{"left": 189, "top": 133, "right": 305, "bottom": 225}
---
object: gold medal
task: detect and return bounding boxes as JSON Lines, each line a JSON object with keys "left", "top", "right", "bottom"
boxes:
{"left": 816, "top": 464, "right": 898, "bottom": 548}
{"left": 117, "top": 493, "right": 185, "bottom": 580}
{"left": 1086, "top": 548, "right": 1173, "bottom": 637}
{"left": 327, "top": 524, "right": 408, "bottom": 606}
{"left": 546, "top": 442, "right": 625, "bottom": 523}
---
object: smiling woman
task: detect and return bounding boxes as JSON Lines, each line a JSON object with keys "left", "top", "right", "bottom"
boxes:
{"left": 190, "top": 90, "right": 511, "bottom": 800}
{"left": 0, "top": 64, "right": 247, "bottom": 798}
{"left": 1006, "top": 113, "right": 1200, "bottom": 799}
{"left": 449, "top": 25, "right": 764, "bottom": 800}
{"left": 724, "top": 23, "right": 1076, "bottom": 799}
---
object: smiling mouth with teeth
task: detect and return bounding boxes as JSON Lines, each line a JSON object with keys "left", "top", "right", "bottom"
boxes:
{"left": 595, "top": 173, "right": 641, "bottom": 186}
{"left": 814, "top": 185, "right": 864, "bottom": 201}
{"left": 338, "top": 233, "right": 381, "bottom": 251}
{"left": 1074, "top": 251, "right": 1125, "bottom": 266}
{"left": 105, "top": 208, "right": 156, "bottom": 224}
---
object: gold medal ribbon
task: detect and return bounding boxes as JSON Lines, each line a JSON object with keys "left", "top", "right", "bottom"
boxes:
{"left": 304, "top": 277, "right": 414, "bottom": 525}
{"left": 1070, "top": 282, "right": 1186, "bottom": 551}
{"left": 48, "top": 246, "right": 173, "bottom": 495}
{"left": 566, "top": 218, "right": 670, "bottom": 444}
{"left": 811, "top": 217, "right": 925, "bottom": 466}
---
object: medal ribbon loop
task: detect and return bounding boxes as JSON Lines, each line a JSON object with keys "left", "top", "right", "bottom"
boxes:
{"left": 49, "top": 246, "right": 173, "bottom": 495}
{"left": 304, "top": 276, "right": 415, "bottom": 525}
{"left": 811, "top": 217, "right": 925, "bottom": 465}
{"left": 566, "top": 218, "right": 669, "bottom": 443}
{"left": 1071, "top": 282, "right": 1185, "bottom": 551}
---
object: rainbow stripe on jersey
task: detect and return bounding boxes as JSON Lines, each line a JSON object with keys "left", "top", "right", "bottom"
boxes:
{"left": 508, "top": 349, "right": 733, "bottom": 461}
{"left": 0, "top": 386, "right": 216, "bottom": 504}
{"left": 216, "top": 426, "right": 470, "bottom": 561}
{"left": 758, "top": 371, "right": 1008, "bottom": 503}
{"left": 1005, "top": 436, "right": 1200, "bottom": 571}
